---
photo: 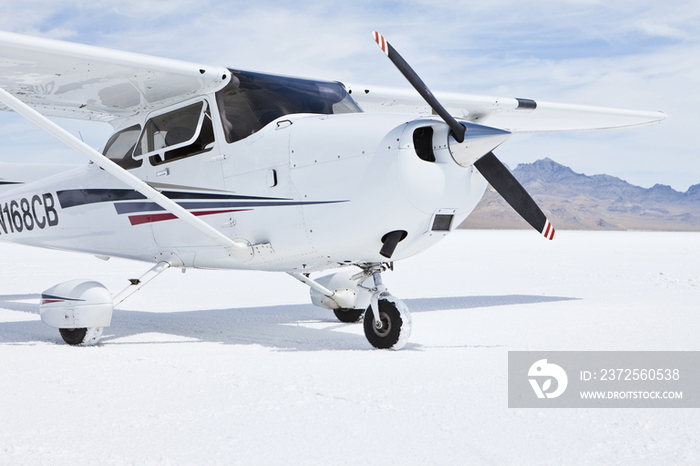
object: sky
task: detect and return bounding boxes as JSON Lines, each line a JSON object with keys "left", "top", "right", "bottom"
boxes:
{"left": 0, "top": 0, "right": 698, "bottom": 191}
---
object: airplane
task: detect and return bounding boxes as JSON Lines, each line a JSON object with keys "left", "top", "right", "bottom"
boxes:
{"left": 0, "top": 30, "right": 665, "bottom": 349}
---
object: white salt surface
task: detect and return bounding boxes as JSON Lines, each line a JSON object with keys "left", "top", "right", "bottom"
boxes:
{"left": 1, "top": 230, "right": 699, "bottom": 465}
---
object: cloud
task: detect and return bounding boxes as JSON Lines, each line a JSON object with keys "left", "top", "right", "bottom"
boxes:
{"left": 0, "top": 0, "right": 697, "bottom": 189}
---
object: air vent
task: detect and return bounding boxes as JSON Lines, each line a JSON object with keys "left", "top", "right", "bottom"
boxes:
{"left": 413, "top": 126, "right": 435, "bottom": 162}
{"left": 431, "top": 214, "right": 453, "bottom": 231}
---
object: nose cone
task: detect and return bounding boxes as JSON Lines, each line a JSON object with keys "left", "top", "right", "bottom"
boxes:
{"left": 448, "top": 123, "right": 511, "bottom": 167}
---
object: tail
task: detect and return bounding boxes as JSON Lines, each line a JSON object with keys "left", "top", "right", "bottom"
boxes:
{"left": 0, "top": 162, "right": 78, "bottom": 192}
{"left": 0, "top": 170, "right": 24, "bottom": 193}
{"left": 0, "top": 178, "right": 23, "bottom": 186}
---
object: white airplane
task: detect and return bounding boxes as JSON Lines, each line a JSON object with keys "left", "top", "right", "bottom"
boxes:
{"left": 0, "top": 30, "right": 665, "bottom": 349}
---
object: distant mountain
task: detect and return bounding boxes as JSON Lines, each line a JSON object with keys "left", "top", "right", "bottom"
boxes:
{"left": 460, "top": 158, "right": 700, "bottom": 231}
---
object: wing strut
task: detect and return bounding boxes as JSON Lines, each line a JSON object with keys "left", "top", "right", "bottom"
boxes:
{"left": 0, "top": 87, "right": 254, "bottom": 262}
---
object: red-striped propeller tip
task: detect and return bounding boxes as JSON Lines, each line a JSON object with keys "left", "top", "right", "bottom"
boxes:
{"left": 372, "top": 31, "right": 389, "bottom": 56}
{"left": 543, "top": 220, "right": 555, "bottom": 240}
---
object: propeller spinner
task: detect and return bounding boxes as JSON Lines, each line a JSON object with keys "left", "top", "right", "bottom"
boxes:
{"left": 372, "top": 31, "right": 555, "bottom": 240}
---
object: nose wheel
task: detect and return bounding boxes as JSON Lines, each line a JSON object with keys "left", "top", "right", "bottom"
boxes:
{"left": 357, "top": 265, "right": 412, "bottom": 350}
{"left": 363, "top": 295, "right": 411, "bottom": 349}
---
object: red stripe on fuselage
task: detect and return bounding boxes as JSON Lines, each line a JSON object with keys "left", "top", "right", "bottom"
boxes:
{"left": 128, "top": 209, "right": 252, "bottom": 226}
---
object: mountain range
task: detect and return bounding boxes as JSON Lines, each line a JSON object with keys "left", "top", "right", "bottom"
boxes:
{"left": 459, "top": 158, "right": 700, "bottom": 231}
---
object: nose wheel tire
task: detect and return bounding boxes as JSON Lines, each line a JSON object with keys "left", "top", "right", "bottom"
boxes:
{"left": 363, "top": 296, "right": 411, "bottom": 350}
{"left": 59, "top": 327, "right": 103, "bottom": 346}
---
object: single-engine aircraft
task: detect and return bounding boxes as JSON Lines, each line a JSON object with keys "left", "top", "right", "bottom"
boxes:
{"left": 0, "top": 31, "right": 665, "bottom": 349}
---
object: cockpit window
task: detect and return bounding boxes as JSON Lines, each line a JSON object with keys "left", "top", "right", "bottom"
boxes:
{"left": 131, "top": 101, "right": 215, "bottom": 166}
{"left": 216, "top": 70, "right": 362, "bottom": 143}
{"left": 103, "top": 124, "right": 142, "bottom": 170}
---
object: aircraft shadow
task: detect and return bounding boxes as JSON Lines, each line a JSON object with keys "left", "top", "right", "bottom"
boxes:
{"left": 0, "top": 294, "right": 578, "bottom": 351}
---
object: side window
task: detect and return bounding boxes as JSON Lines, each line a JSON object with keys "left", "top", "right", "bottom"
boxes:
{"left": 133, "top": 101, "right": 215, "bottom": 166}
{"left": 103, "top": 124, "right": 142, "bottom": 170}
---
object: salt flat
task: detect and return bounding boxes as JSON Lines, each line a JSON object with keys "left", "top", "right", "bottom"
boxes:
{"left": 1, "top": 230, "right": 699, "bottom": 465}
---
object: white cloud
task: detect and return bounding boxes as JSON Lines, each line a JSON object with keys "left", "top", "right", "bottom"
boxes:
{"left": 0, "top": 0, "right": 698, "bottom": 190}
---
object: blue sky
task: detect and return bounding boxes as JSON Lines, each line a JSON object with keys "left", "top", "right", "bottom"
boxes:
{"left": 0, "top": 0, "right": 698, "bottom": 190}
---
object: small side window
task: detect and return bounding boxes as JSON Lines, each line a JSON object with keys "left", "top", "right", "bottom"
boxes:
{"left": 133, "top": 101, "right": 215, "bottom": 166}
{"left": 103, "top": 124, "right": 142, "bottom": 170}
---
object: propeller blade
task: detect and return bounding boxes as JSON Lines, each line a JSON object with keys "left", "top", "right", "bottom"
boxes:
{"left": 372, "top": 31, "right": 465, "bottom": 143}
{"left": 474, "top": 152, "right": 555, "bottom": 240}
{"left": 371, "top": 32, "right": 555, "bottom": 240}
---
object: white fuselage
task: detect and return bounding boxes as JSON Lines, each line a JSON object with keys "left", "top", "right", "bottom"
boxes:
{"left": 0, "top": 96, "right": 487, "bottom": 273}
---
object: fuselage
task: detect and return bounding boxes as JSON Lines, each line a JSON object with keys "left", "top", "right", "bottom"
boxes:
{"left": 0, "top": 71, "right": 488, "bottom": 272}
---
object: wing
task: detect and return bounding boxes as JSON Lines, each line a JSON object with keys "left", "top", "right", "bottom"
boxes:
{"left": 345, "top": 84, "right": 666, "bottom": 133}
{"left": 0, "top": 31, "right": 230, "bottom": 122}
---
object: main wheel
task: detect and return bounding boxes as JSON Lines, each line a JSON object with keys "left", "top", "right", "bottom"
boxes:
{"left": 59, "top": 327, "right": 103, "bottom": 346}
{"left": 363, "top": 296, "right": 412, "bottom": 350}
{"left": 333, "top": 308, "right": 364, "bottom": 323}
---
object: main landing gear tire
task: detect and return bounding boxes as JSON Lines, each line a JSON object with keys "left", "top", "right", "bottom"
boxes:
{"left": 333, "top": 308, "right": 365, "bottom": 323}
{"left": 59, "top": 327, "right": 103, "bottom": 346}
{"left": 363, "top": 296, "right": 412, "bottom": 350}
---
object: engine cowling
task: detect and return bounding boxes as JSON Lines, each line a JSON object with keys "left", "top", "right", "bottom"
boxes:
{"left": 40, "top": 280, "right": 113, "bottom": 329}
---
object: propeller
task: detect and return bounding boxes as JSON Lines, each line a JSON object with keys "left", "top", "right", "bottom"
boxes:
{"left": 372, "top": 31, "right": 555, "bottom": 240}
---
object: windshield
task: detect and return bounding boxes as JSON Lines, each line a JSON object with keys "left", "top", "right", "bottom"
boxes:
{"left": 216, "top": 70, "right": 362, "bottom": 143}
{"left": 103, "top": 124, "right": 142, "bottom": 170}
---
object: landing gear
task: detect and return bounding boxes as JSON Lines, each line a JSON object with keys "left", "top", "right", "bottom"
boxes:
{"left": 357, "top": 265, "right": 412, "bottom": 350}
{"left": 293, "top": 263, "right": 412, "bottom": 349}
{"left": 59, "top": 327, "right": 103, "bottom": 346}
{"left": 333, "top": 308, "right": 365, "bottom": 323}
{"left": 363, "top": 294, "right": 411, "bottom": 350}
{"left": 41, "top": 261, "right": 174, "bottom": 347}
